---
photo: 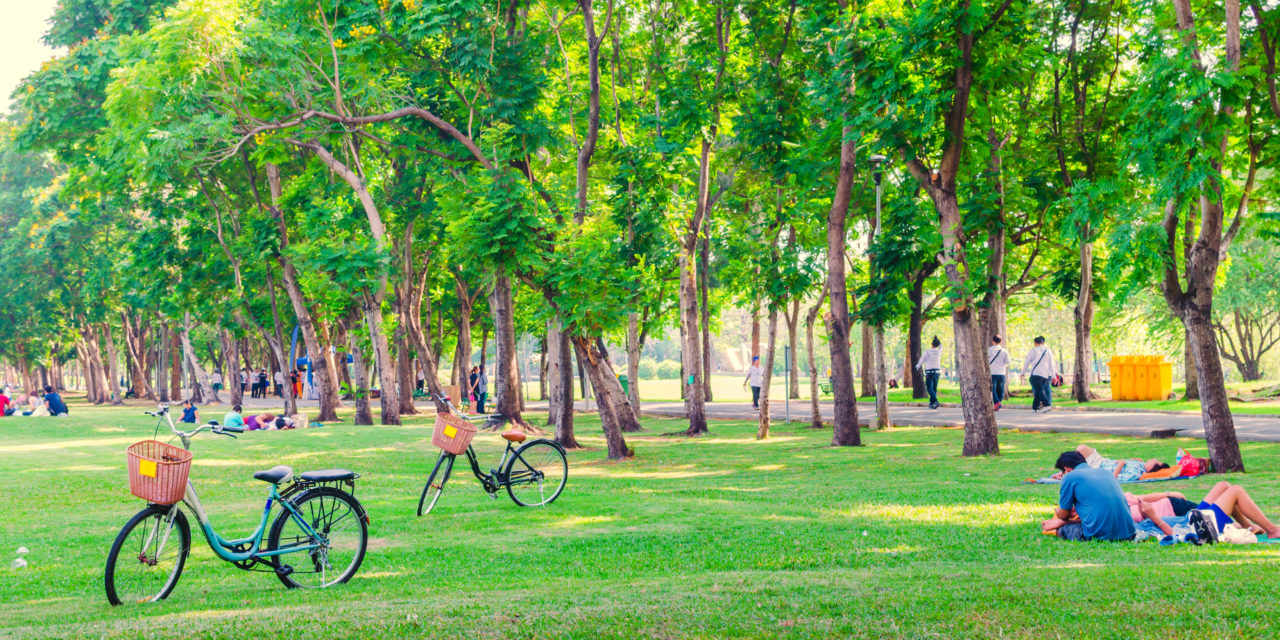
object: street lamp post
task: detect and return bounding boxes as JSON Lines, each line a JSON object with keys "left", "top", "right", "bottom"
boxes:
{"left": 869, "top": 154, "right": 891, "bottom": 431}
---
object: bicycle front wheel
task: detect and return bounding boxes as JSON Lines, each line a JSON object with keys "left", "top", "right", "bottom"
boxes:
{"left": 505, "top": 439, "right": 568, "bottom": 507}
{"left": 418, "top": 452, "right": 455, "bottom": 516}
{"left": 105, "top": 505, "right": 190, "bottom": 606}
{"left": 268, "top": 487, "right": 368, "bottom": 589}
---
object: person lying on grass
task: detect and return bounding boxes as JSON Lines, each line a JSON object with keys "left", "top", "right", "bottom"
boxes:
{"left": 1044, "top": 490, "right": 1196, "bottom": 544}
{"left": 1043, "top": 482, "right": 1280, "bottom": 542}
{"left": 1188, "top": 481, "right": 1280, "bottom": 540}
{"left": 1043, "top": 450, "right": 1136, "bottom": 542}
{"left": 1048, "top": 444, "right": 1170, "bottom": 483}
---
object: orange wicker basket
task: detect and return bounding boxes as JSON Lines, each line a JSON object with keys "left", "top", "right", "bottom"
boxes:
{"left": 127, "top": 440, "right": 194, "bottom": 505}
{"left": 432, "top": 412, "right": 477, "bottom": 455}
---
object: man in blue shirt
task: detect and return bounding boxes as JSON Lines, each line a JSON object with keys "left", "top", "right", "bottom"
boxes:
{"left": 1051, "top": 450, "right": 1136, "bottom": 541}
{"left": 43, "top": 386, "right": 68, "bottom": 417}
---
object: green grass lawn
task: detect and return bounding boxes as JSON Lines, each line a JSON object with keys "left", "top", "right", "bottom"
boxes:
{"left": 5, "top": 398, "right": 1280, "bottom": 638}
{"left": 633, "top": 373, "right": 1280, "bottom": 415}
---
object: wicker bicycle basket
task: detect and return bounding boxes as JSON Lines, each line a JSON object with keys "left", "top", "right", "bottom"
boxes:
{"left": 432, "top": 412, "right": 477, "bottom": 455}
{"left": 126, "top": 440, "right": 194, "bottom": 505}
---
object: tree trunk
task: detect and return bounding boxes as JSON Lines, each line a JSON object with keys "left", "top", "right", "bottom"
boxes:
{"left": 452, "top": 286, "right": 474, "bottom": 389}
{"left": 155, "top": 324, "right": 169, "bottom": 403}
{"left": 571, "top": 337, "right": 632, "bottom": 459}
{"left": 700, "top": 231, "right": 713, "bottom": 402}
{"left": 805, "top": 281, "right": 827, "bottom": 429}
{"left": 180, "top": 314, "right": 217, "bottom": 405}
{"left": 169, "top": 331, "right": 182, "bottom": 402}
{"left": 679, "top": 249, "right": 708, "bottom": 435}
{"left": 344, "top": 325, "right": 374, "bottom": 426}
{"left": 625, "top": 313, "right": 643, "bottom": 419}
{"left": 908, "top": 275, "right": 926, "bottom": 399}
{"left": 539, "top": 335, "right": 548, "bottom": 401}
{"left": 74, "top": 340, "right": 96, "bottom": 403}
{"left": 1071, "top": 261, "right": 1097, "bottom": 403}
{"left": 874, "top": 324, "right": 890, "bottom": 430}
{"left": 360, "top": 291, "right": 400, "bottom": 425}
{"left": 935, "top": 194, "right": 998, "bottom": 456}
{"left": 757, "top": 307, "right": 780, "bottom": 439}
{"left": 261, "top": 269, "right": 297, "bottom": 416}
{"left": 1185, "top": 305, "right": 1241, "bottom": 472}
{"left": 751, "top": 304, "right": 760, "bottom": 359}
{"left": 101, "top": 323, "right": 125, "bottom": 405}
{"left": 546, "top": 317, "right": 579, "bottom": 448}
{"left": 220, "top": 329, "right": 243, "bottom": 407}
{"left": 265, "top": 165, "right": 341, "bottom": 421}
{"left": 395, "top": 331, "right": 417, "bottom": 414}
{"left": 122, "top": 313, "right": 154, "bottom": 400}
{"left": 1182, "top": 331, "right": 1200, "bottom": 401}
{"left": 595, "top": 337, "right": 642, "bottom": 432}
{"left": 859, "top": 321, "right": 874, "bottom": 398}
{"left": 827, "top": 117, "right": 861, "bottom": 447}
{"left": 489, "top": 272, "right": 530, "bottom": 430}
{"left": 786, "top": 298, "right": 801, "bottom": 400}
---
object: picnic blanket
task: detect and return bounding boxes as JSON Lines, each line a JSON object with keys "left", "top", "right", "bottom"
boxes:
{"left": 1023, "top": 473, "right": 1204, "bottom": 485}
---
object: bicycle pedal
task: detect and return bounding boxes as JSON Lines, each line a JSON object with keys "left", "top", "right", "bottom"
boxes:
{"left": 275, "top": 564, "right": 294, "bottom": 577}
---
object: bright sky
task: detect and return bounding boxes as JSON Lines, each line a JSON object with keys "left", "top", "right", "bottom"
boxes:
{"left": 0, "top": 0, "right": 64, "bottom": 114}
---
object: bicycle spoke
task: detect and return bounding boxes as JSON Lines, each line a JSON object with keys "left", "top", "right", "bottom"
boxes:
{"left": 505, "top": 441, "right": 567, "bottom": 507}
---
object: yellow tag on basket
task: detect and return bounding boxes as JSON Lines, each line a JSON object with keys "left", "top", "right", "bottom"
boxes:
{"left": 139, "top": 459, "right": 157, "bottom": 478}
{"left": 444, "top": 425, "right": 458, "bottom": 439}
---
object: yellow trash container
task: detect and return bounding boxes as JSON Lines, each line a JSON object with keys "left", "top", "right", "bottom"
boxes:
{"left": 1108, "top": 355, "right": 1174, "bottom": 401}
{"left": 1108, "top": 356, "right": 1132, "bottom": 400}
{"left": 1153, "top": 356, "right": 1173, "bottom": 400}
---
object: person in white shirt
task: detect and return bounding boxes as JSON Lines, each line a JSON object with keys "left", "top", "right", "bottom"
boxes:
{"left": 744, "top": 356, "right": 764, "bottom": 409}
{"left": 915, "top": 336, "right": 943, "bottom": 409}
{"left": 988, "top": 336, "right": 1010, "bottom": 411}
{"left": 210, "top": 370, "right": 223, "bottom": 395}
{"left": 274, "top": 370, "right": 285, "bottom": 398}
{"left": 1023, "top": 336, "right": 1057, "bottom": 412}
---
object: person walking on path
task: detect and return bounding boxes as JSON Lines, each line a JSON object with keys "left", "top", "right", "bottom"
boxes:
{"left": 744, "top": 356, "right": 764, "bottom": 410}
{"left": 468, "top": 366, "right": 480, "bottom": 412}
{"left": 476, "top": 365, "right": 489, "bottom": 414}
{"left": 988, "top": 336, "right": 1010, "bottom": 411}
{"left": 1025, "top": 336, "right": 1057, "bottom": 413}
{"left": 239, "top": 368, "right": 248, "bottom": 394}
{"left": 210, "top": 370, "right": 223, "bottom": 396}
{"left": 916, "top": 336, "right": 943, "bottom": 409}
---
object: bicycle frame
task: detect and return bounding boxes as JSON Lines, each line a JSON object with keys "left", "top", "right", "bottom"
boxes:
{"left": 147, "top": 407, "right": 325, "bottom": 564}
{"left": 456, "top": 441, "right": 519, "bottom": 491}
{"left": 170, "top": 481, "right": 323, "bottom": 563}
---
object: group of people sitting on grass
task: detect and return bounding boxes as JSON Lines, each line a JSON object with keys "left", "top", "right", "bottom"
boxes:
{"left": 1042, "top": 446, "right": 1280, "bottom": 545}
{"left": 191, "top": 403, "right": 316, "bottom": 431}
{"left": 0, "top": 385, "right": 68, "bottom": 417}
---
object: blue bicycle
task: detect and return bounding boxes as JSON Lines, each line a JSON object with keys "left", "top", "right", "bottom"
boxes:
{"left": 104, "top": 406, "right": 369, "bottom": 605}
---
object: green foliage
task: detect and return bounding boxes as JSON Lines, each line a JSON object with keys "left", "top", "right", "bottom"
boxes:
{"left": 656, "top": 359, "right": 682, "bottom": 379}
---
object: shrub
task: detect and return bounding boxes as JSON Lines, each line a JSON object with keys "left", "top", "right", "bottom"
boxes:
{"left": 656, "top": 359, "right": 682, "bottom": 379}
{"left": 638, "top": 357, "right": 659, "bottom": 380}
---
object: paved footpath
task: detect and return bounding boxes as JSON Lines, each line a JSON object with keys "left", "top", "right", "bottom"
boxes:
{"left": 534, "top": 399, "right": 1280, "bottom": 443}
{"left": 236, "top": 395, "right": 1280, "bottom": 443}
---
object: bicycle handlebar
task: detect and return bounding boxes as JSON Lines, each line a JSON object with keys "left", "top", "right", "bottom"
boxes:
{"left": 150, "top": 404, "right": 241, "bottom": 443}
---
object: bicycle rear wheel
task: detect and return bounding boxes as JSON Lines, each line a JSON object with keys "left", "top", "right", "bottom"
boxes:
{"left": 418, "top": 452, "right": 455, "bottom": 516}
{"left": 105, "top": 505, "right": 190, "bottom": 606}
{"left": 505, "top": 439, "right": 567, "bottom": 507}
{"left": 268, "top": 487, "right": 368, "bottom": 589}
